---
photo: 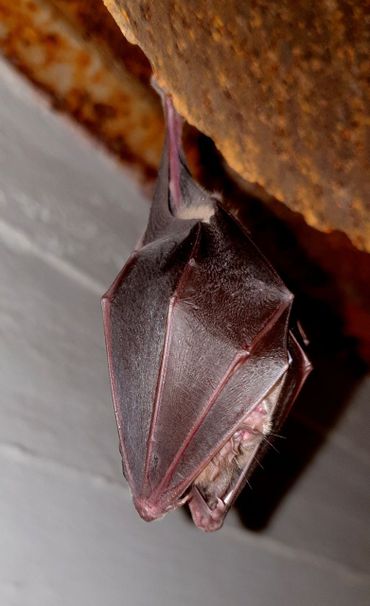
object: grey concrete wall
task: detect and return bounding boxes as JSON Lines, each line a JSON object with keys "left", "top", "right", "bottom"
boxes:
{"left": 0, "top": 58, "right": 369, "bottom": 606}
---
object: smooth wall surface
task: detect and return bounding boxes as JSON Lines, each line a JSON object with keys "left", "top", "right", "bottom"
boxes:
{"left": 0, "top": 58, "right": 369, "bottom": 606}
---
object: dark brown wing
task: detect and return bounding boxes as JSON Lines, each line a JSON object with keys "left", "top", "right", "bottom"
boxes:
{"left": 103, "top": 202, "right": 295, "bottom": 521}
{"left": 102, "top": 92, "right": 312, "bottom": 529}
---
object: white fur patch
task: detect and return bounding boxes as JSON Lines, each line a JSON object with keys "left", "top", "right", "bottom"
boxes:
{"left": 177, "top": 196, "right": 217, "bottom": 222}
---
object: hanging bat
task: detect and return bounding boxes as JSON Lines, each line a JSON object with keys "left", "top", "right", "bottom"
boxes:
{"left": 102, "top": 90, "right": 312, "bottom": 532}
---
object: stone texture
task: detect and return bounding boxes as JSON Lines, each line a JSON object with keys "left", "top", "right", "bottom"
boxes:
{"left": 104, "top": 0, "right": 370, "bottom": 251}
{"left": 0, "top": 0, "right": 163, "bottom": 179}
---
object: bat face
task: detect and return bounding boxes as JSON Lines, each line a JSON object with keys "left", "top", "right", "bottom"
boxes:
{"left": 102, "top": 94, "right": 312, "bottom": 531}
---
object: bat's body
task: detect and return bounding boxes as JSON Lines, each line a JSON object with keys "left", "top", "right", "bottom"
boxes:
{"left": 102, "top": 93, "right": 312, "bottom": 531}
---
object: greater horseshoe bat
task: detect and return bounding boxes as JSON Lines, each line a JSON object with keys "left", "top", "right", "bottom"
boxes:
{"left": 102, "top": 91, "right": 312, "bottom": 531}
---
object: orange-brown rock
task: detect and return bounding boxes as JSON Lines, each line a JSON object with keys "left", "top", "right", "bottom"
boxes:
{"left": 104, "top": 0, "right": 370, "bottom": 252}
{"left": 0, "top": 0, "right": 164, "bottom": 179}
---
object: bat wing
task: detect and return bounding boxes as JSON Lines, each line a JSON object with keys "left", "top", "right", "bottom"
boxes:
{"left": 188, "top": 330, "right": 311, "bottom": 530}
{"left": 102, "top": 92, "right": 312, "bottom": 531}
{"left": 103, "top": 202, "right": 299, "bottom": 525}
{"left": 102, "top": 222, "right": 200, "bottom": 500}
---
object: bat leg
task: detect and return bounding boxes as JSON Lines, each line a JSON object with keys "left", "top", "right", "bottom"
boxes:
{"left": 188, "top": 486, "right": 227, "bottom": 532}
{"left": 151, "top": 79, "right": 214, "bottom": 222}
{"left": 151, "top": 78, "right": 183, "bottom": 212}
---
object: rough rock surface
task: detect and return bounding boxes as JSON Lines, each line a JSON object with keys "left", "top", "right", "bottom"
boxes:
{"left": 104, "top": 0, "right": 370, "bottom": 251}
{"left": 0, "top": 0, "right": 163, "bottom": 179}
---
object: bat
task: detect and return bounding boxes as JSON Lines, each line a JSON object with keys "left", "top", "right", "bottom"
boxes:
{"left": 102, "top": 90, "right": 312, "bottom": 531}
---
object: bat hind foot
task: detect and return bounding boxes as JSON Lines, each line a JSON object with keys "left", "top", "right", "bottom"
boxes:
{"left": 188, "top": 487, "right": 226, "bottom": 532}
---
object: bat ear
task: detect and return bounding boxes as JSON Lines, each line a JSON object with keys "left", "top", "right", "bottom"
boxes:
{"left": 143, "top": 84, "right": 215, "bottom": 245}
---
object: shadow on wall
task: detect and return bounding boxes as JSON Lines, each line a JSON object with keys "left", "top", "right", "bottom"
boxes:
{"left": 182, "top": 130, "right": 368, "bottom": 531}
{"left": 236, "top": 330, "right": 365, "bottom": 531}
{"left": 233, "top": 183, "right": 367, "bottom": 531}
